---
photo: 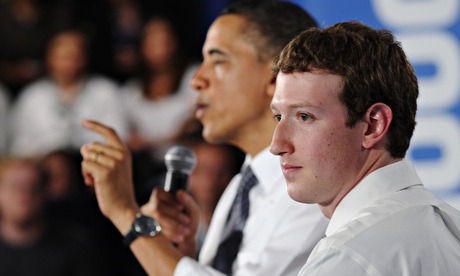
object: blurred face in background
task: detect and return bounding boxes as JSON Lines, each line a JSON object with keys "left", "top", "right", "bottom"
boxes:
{"left": 187, "top": 143, "right": 234, "bottom": 224}
{"left": 141, "top": 18, "right": 178, "bottom": 70}
{"left": 46, "top": 31, "right": 87, "bottom": 84}
{"left": 42, "top": 151, "right": 78, "bottom": 201}
{"left": 0, "top": 161, "right": 45, "bottom": 227}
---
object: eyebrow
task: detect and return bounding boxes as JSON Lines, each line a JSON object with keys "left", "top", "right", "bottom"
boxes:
{"left": 207, "top": 48, "right": 228, "bottom": 57}
{"left": 270, "top": 101, "right": 321, "bottom": 114}
{"left": 271, "top": 101, "right": 315, "bottom": 109}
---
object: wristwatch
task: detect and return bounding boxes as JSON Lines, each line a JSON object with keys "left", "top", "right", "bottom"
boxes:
{"left": 123, "top": 213, "right": 162, "bottom": 246}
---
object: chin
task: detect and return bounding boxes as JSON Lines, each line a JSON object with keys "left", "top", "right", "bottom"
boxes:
{"left": 202, "top": 130, "right": 218, "bottom": 144}
{"left": 202, "top": 127, "right": 228, "bottom": 145}
{"left": 287, "top": 186, "right": 303, "bottom": 203}
{"left": 287, "top": 184, "right": 314, "bottom": 204}
{"left": 201, "top": 126, "right": 215, "bottom": 142}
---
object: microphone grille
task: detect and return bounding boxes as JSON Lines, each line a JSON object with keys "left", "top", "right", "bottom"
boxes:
{"left": 164, "top": 145, "right": 197, "bottom": 174}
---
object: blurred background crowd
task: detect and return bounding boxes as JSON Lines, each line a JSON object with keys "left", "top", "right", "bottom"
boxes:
{"left": 0, "top": 0, "right": 246, "bottom": 275}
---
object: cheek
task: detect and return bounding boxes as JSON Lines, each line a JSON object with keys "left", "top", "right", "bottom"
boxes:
{"left": 323, "top": 129, "right": 363, "bottom": 178}
{"left": 298, "top": 131, "right": 333, "bottom": 162}
{"left": 322, "top": 132, "right": 348, "bottom": 163}
{"left": 299, "top": 130, "right": 347, "bottom": 180}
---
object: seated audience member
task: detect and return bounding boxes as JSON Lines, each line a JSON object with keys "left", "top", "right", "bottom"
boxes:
{"left": 269, "top": 21, "right": 460, "bottom": 275}
{"left": 0, "top": 0, "right": 73, "bottom": 96}
{"left": 109, "top": 0, "right": 143, "bottom": 81}
{"left": 9, "top": 29, "right": 127, "bottom": 157}
{"left": 0, "top": 157, "right": 105, "bottom": 275}
{"left": 119, "top": 16, "right": 198, "bottom": 163}
{"left": 0, "top": 84, "right": 10, "bottom": 156}
{"left": 42, "top": 149, "right": 82, "bottom": 202}
{"left": 41, "top": 149, "right": 148, "bottom": 276}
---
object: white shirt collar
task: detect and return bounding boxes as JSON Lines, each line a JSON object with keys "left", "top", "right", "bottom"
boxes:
{"left": 241, "top": 147, "right": 281, "bottom": 194}
{"left": 326, "top": 160, "right": 423, "bottom": 236}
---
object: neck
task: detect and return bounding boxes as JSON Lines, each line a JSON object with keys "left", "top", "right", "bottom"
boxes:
{"left": 146, "top": 73, "right": 176, "bottom": 100}
{"left": 319, "top": 152, "right": 400, "bottom": 219}
{"left": 53, "top": 76, "right": 82, "bottom": 104}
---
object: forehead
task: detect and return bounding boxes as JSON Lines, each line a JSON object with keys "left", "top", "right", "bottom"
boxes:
{"left": 48, "top": 35, "right": 84, "bottom": 57}
{"left": 272, "top": 71, "right": 343, "bottom": 108}
{"left": 52, "top": 33, "right": 84, "bottom": 48}
{"left": 203, "top": 15, "right": 256, "bottom": 54}
{"left": 0, "top": 163, "right": 40, "bottom": 184}
{"left": 145, "top": 19, "right": 171, "bottom": 33}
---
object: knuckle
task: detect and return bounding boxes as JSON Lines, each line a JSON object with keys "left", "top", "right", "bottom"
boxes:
{"left": 89, "top": 141, "right": 99, "bottom": 148}
{"left": 107, "top": 128, "right": 117, "bottom": 136}
{"left": 119, "top": 154, "right": 127, "bottom": 163}
{"left": 106, "top": 159, "right": 117, "bottom": 170}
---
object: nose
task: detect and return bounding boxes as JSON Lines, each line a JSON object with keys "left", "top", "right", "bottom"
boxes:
{"left": 190, "top": 64, "right": 208, "bottom": 92}
{"left": 269, "top": 120, "right": 293, "bottom": 156}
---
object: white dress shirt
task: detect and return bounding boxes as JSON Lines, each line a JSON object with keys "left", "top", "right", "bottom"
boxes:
{"left": 299, "top": 160, "right": 460, "bottom": 276}
{"left": 9, "top": 76, "right": 127, "bottom": 157}
{"left": 175, "top": 148, "right": 329, "bottom": 276}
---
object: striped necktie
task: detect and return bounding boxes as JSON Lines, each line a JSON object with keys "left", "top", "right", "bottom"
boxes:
{"left": 212, "top": 165, "right": 258, "bottom": 275}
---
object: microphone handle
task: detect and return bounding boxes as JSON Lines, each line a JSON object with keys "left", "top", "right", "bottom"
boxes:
{"left": 164, "top": 170, "right": 188, "bottom": 194}
{"left": 164, "top": 170, "right": 188, "bottom": 248}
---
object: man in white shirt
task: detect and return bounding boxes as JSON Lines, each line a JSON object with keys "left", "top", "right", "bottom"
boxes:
{"left": 79, "top": 1, "right": 328, "bottom": 275}
{"left": 270, "top": 21, "right": 460, "bottom": 275}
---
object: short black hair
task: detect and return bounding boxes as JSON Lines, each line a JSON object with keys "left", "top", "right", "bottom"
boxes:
{"left": 221, "top": 0, "right": 318, "bottom": 62}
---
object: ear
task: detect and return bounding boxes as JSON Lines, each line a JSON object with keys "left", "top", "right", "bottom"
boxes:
{"left": 262, "top": 60, "right": 276, "bottom": 98}
{"left": 362, "top": 103, "right": 393, "bottom": 149}
{"left": 266, "top": 73, "right": 276, "bottom": 98}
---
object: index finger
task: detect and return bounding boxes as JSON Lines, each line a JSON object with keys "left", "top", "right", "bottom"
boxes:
{"left": 81, "top": 119, "right": 125, "bottom": 149}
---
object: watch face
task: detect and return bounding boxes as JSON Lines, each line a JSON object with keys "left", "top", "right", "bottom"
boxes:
{"left": 133, "top": 214, "right": 161, "bottom": 236}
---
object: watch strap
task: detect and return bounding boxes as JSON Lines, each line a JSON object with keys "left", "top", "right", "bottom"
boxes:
{"left": 123, "top": 226, "right": 138, "bottom": 246}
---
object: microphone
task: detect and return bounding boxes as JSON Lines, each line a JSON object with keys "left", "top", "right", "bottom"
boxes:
{"left": 164, "top": 145, "right": 197, "bottom": 194}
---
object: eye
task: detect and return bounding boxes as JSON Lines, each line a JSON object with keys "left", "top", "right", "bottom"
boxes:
{"left": 213, "top": 59, "right": 225, "bottom": 65}
{"left": 274, "top": 114, "right": 281, "bottom": 122}
{"left": 299, "top": 113, "right": 311, "bottom": 121}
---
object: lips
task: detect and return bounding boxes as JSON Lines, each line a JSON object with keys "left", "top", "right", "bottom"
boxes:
{"left": 281, "top": 163, "right": 302, "bottom": 176}
{"left": 195, "top": 102, "right": 208, "bottom": 119}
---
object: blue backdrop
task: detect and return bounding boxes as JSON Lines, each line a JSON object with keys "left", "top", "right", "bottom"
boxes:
{"left": 288, "top": 0, "right": 460, "bottom": 209}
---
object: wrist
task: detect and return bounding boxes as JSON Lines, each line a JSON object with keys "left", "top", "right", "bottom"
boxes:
{"left": 112, "top": 205, "right": 140, "bottom": 235}
{"left": 184, "top": 238, "right": 198, "bottom": 259}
